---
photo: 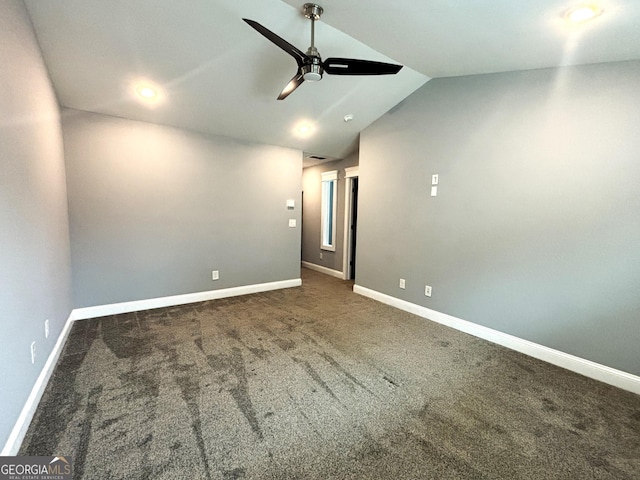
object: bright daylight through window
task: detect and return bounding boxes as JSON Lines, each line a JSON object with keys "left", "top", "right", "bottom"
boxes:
{"left": 321, "top": 170, "right": 338, "bottom": 251}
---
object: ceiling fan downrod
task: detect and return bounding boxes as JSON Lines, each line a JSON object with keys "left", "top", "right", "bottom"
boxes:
{"left": 302, "top": 3, "right": 324, "bottom": 81}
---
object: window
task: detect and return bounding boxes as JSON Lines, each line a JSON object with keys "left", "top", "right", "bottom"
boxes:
{"left": 321, "top": 170, "right": 338, "bottom": 251}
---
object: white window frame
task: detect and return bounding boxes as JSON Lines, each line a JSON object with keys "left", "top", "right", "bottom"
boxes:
{"left": 320, "top": 170, "right": 338, "bottom": 252}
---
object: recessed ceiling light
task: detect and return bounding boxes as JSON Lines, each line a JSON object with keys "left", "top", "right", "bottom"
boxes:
{"left": 132, "top": 80, "right": 164, "bottom": 106}
{"left": 137, "top": 86, "right": 157, "bottom": 99}
{"left": 293, "top": 121, "right": 315, "bottom": 138}
{"left": 565, "top": 5, "right": 603, "bottom": 23}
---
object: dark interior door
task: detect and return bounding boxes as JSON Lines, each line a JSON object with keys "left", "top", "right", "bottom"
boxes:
{"left": 349, "top": 177, "right": 359, "bottom": 280}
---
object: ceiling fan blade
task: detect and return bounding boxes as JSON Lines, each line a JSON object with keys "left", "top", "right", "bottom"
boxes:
{"left": 243, "top": 18, "right": 308, "bottom": 67}
{"left": 277, "top": 71, "right": 305, "bottom": 100}
{"left": 322, "top": 58, "right": 403, "bottom": 76}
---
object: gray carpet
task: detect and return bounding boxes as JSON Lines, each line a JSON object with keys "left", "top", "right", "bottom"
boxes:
{"left": 20, "top": 268, "right": 640, "bottom": 479}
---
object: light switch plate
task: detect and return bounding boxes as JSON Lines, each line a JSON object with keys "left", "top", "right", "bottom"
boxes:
{"left": 432, "top": 174, "right": 439, "bottom": 185}
{"left": 431, "top": 186, "right": 438, "bottom": 197}
{"left": 286, "top": 199, "right": 295, "bottom": 209}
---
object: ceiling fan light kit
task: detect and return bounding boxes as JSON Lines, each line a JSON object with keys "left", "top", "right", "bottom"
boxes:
{"left": 243, "top": 3, "right": 403, "bottom": 100}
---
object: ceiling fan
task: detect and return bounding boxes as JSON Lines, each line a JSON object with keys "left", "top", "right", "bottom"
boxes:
{"left": 243, "top": 3, "right": 403, "bottom": 100}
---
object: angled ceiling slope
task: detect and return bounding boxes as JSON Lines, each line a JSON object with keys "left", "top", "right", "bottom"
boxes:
{"left": 24, "top": 0, "right": 428, "bottom": 160}
{"left": 290, "top": 0, "right": 640, "bottom": 78}
{"left": 26, "top": 1, "right": 639, "bottom": 160}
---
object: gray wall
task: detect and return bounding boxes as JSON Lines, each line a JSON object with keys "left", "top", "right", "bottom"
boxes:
{"left": 302, "top": 153, "right": 359, "bottom": 273}
{"left": 0, "top": 0, "right": 73, "bottom": 449}
{"left": 358, "top": 61, "right": 640, "bottom": 376}
{"left": 63, "top": 110, "right": 302, "bottom": 308}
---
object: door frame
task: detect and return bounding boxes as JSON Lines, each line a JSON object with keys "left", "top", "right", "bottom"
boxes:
{"left": 342, "top": 166, "right": 359, "bottom": 280}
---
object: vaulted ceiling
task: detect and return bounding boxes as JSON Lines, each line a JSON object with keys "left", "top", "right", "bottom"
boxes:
{"left": 25, "top": 0, "right": 640, "bottom": 162}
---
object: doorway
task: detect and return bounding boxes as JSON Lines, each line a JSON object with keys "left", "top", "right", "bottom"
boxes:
{"left": 343, "top": 167, "right": 359, "bottom": 280}
{"left": 348, "top": 177, "right": 358, "bottom": 279}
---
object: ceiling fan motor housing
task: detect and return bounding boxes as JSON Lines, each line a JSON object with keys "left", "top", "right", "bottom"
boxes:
{"left": 303, "top": 48, "right": 323, "bottom": 81}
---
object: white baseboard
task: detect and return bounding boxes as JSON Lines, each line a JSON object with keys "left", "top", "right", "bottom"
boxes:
{"left": 1, "top": 312, "right": 75, "bottom": 456}
{"left": 353, "top": 284, "right": 640, "bottom": 395}
{"left": 73, "top": 278, "right": 302, "bottom": 320}
{"left": 301, "top": 261, "right": 343, "bottom": 279}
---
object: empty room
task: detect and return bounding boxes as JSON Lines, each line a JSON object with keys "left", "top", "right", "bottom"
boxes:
{"left": 1, "top": 0, "right": 639, "bottom": 478}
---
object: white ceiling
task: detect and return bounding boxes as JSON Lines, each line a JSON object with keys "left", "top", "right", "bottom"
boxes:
{"left": 25, "top": 0, "right": 640, "bottom": 162}
{"left": 284, "top": 0, "right": 640, "bottom": 78}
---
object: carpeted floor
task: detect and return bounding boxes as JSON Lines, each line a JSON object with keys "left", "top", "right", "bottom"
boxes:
{"left": 20, "top": 268, "right": 640, "bottom": 479}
